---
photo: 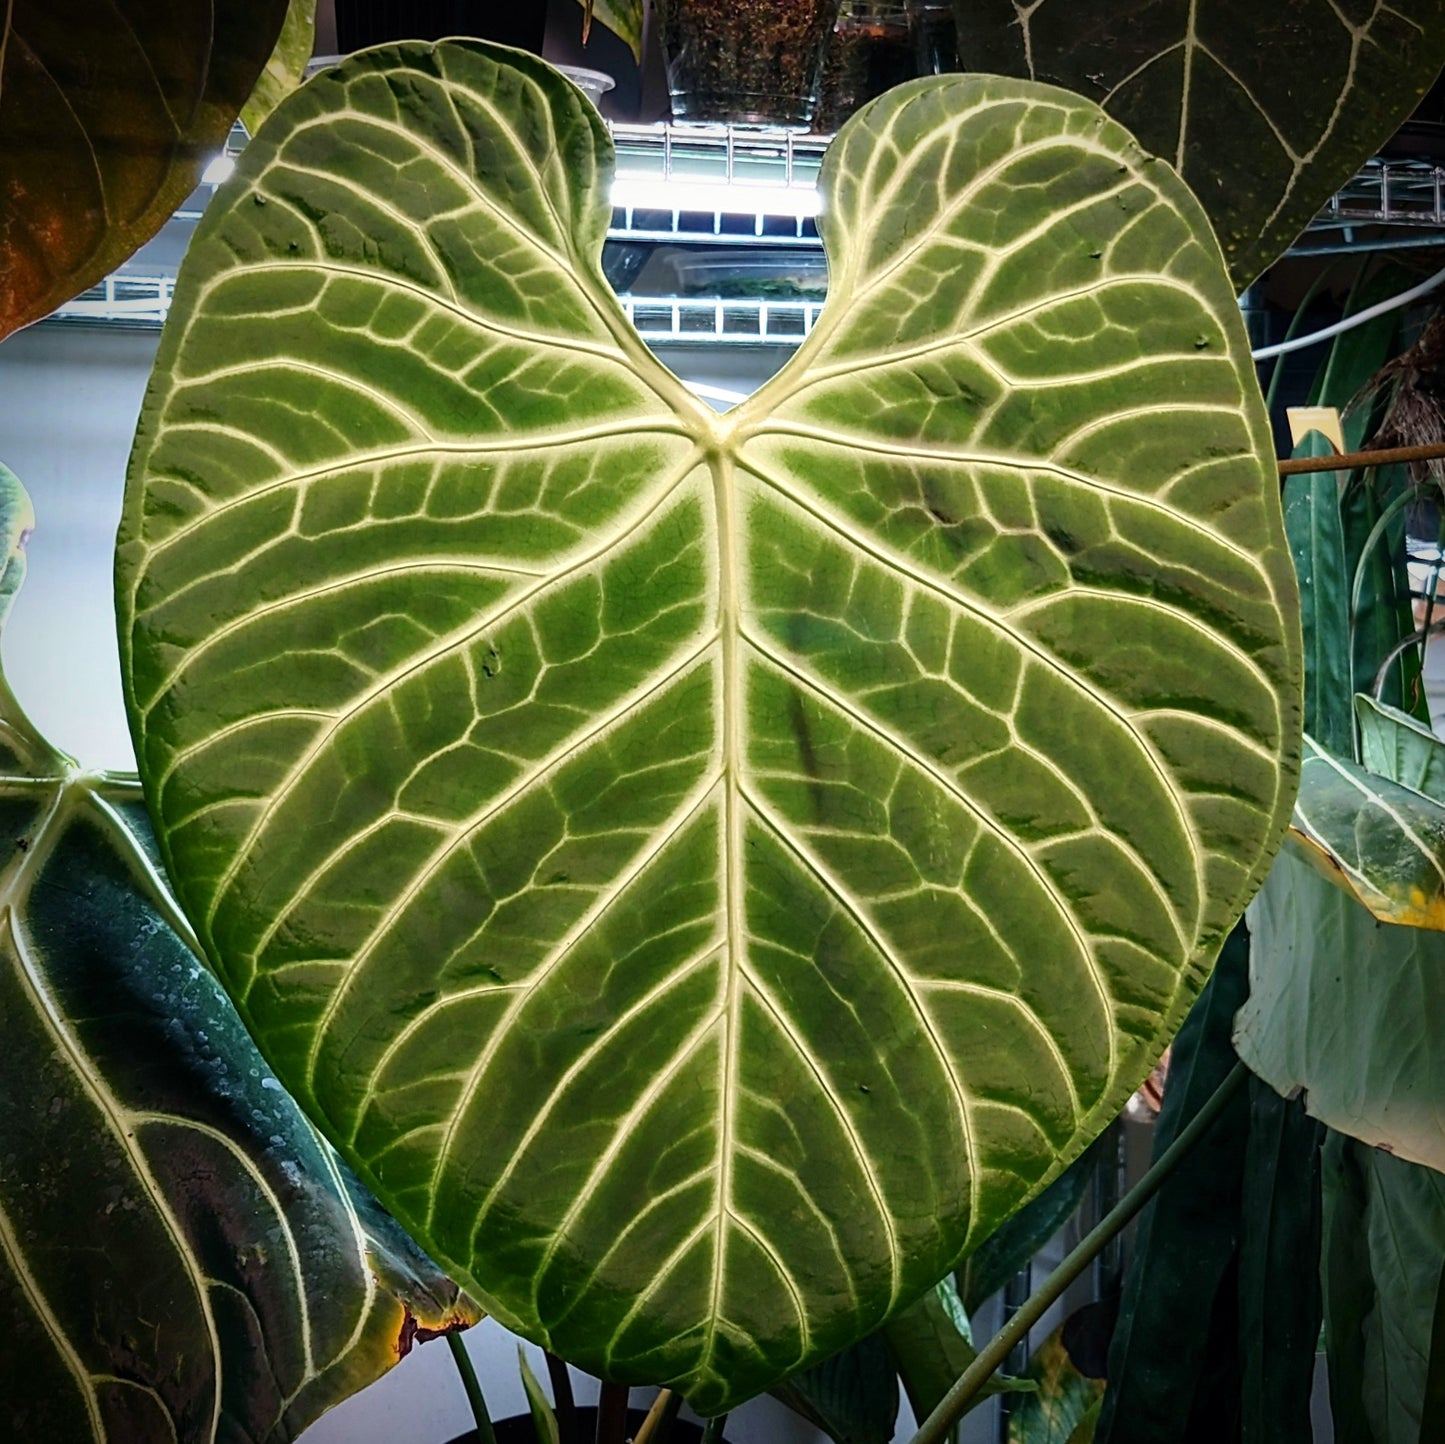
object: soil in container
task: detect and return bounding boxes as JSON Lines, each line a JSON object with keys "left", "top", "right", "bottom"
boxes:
{"left": 653, "top": 0, "right": 844, "bottom": 127}
{"left": 447, "top": 1406, "right": 732, "bottom": 1444}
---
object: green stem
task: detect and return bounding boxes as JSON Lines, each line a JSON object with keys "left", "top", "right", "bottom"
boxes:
{"left": 700, "top": 1415, "right": 729, "bottom": 1444}
{"left": 447, "top": 1330, "right": 497, "bottom": 1444}
{"left": 906, "top": 1060, "right": 1251, "bottom": 1444}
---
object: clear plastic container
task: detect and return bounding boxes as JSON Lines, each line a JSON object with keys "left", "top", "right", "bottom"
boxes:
{"left": 814, "top": 1, "right": 914, "bottom": 134}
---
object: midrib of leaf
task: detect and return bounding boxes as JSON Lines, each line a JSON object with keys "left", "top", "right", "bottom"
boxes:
{"left": 710, "top": 440, "right": 747, "bottom": 1361}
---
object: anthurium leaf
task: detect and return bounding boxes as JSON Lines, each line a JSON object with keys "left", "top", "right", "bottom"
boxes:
{"left": 241, "top": 0, "right": 320, "bottom": 138}
{"left": 116, "top": 42, "right": 1301, "bottom": 1409}
{"left": 1322, "top": 1133, "right": 1445, "bottom": 1444}
{"left": 1239, "top": 847, "right": 1445, "bottom": 1171}
{"left": 1286, "top": 734, "right": 1445, "bottom": 928}
{"left": 949, "top": 0, "right": 1445, "bottom": 290}
{"left": 769, "top": 1331, "right": 898, "bottom": 1444}
{"left": 0, "top": 0, "right": 290, "bottom": 339}
{"left": 1008, "top": 1317, "right": 1105, "bottom": 1444}
{"left": 576, "top": 0, "right": 644, "bottom": 62}
{"left": 0, "top": 462, "right": 479, "bottom": 1436}
{"left": 1355, "top": 694, "right": 1445, "bottom": 803}
{"left": 960, "top": 1136, "right": 1105, "bottom": 1317}
{"left": 1282, "top": 431, "right": 1352, "bottom": 755}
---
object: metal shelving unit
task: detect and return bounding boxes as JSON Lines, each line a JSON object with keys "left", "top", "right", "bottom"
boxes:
{"left": 44, "top": 126, "right": 1445, "bottom": 339}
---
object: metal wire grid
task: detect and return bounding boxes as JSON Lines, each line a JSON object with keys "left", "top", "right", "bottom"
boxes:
{"left": 41, "top": 128, "right": 1445, "bottom": 335}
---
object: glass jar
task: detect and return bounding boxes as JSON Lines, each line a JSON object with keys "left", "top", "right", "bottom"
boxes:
{"left": 906, "top": 0, "right": 960, "bottom": 74}
{"left": 653, "top": 0, "right": 845, "bottom": 128}
{"left": 814, "top": 1, "right": 914, "bottom": 134}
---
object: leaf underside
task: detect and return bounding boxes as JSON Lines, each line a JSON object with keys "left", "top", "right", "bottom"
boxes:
{"left": 117, "top": 44, "right": 1301, "bottom": 1409}
{"left": 950, "top": 0, "right": 1445, "bottom": 291}
{"left": 0, "top": 464, "right": 479, "bottom": 1440}
{"left": 0, "top": 0, "right": 290, "bottom": 339}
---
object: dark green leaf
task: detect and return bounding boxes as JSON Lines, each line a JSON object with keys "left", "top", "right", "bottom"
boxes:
{"left": 1237, "top": 1077, "right": 1322, "bottom": 1444}
{"left": 0, "top": 0, "right": 289, "bottom": 338}
{"left": 960, "top": 1137, "right": 1106, "bottom": 1317}
{"left": 0, "top": 462, "right": 479, "bottom": 1439}
{"left": 117, "top": 43, "right": 1301, "bottom": 1409}
{"left": 949, "top": 0, "right": 1445, "bottom": 289}
{"left": 770, "top": 1332, "right": 898, "bottom": 1444}
{"left": 1342, "top": 467, "right": 1422, "bottom": 718}
{"left": 1239, "top": 848, "right": 1445, "bottom": 1170}
{"left": 1322, "top": 1133, "right": 1445, "bottom": 1444}
{"left": 1097, "top": 926, "right": 1252, "bottom": 1444}
{"left": 1282, "top": 432, "right": 1352, "bottom": 754}
{"left": 1007, "top": 1316, "right": 1105, "bottom": 1444}
{"left": 241, "top": 0, "right": 320, "bottom": 138}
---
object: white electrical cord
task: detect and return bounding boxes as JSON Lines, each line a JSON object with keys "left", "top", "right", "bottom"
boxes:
{"left": 1251, "top": 262, "right": 1445, "bottom": 361}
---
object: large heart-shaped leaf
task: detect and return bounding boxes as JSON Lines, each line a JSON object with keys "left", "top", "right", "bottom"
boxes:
{"left": 949, "top": 0, "right": 1445, "bottom": 290}
{"left": 0, "top": 0, "right": 289, "bottom": 339}
{"left": 116, "top": 43, "right": 1301, "bottom": 1409}
{"left": 0, "top": 462, "right": 479, "bottom": 1436}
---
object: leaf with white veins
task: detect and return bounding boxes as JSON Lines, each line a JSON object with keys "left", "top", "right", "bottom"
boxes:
{"left": 116, "top": 45, "right": 1301, "bottom": 1409}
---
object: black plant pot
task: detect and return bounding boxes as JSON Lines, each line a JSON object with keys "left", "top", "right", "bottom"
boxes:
{"left": 652, "top": 0, "right": 844, "bottom": 126}
{"left": 335, "top": 0, "right": 548, "bottom": 53}
{"left": 447, "top": 1406, "right": 730, "bottom": 1444}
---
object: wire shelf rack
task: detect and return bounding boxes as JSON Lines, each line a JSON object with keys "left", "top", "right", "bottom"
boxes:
{"left": 40, "top": 127, "right": 1445, "bottom": 337}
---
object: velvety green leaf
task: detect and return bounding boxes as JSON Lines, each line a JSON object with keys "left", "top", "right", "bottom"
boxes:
{"left": 0, "top": 463, "right": 479, "bottom": 1438}
{"left": 769, "top": 1331, "right": 898, "bottom": 1444}
{"left": 116, "top": 43, "right": 1301, "bottom": 1409}
{"left": 1283, "top": 432, "right": 1352, "bottom": 755}
{"left": 949, "top": 0, "right": 1445, "bottom": 290}
{"left": 1008, "top": 1318, "right": 1105, "bottom": 1444}
{"left": 577, "top": 0, "right": 644, "bottom": 62}
{"left": 1097, "top": 926, "right": 1251, "bottom": 1444}
{"left": 960, "top": 1136, "right": 1105, "bottom": 1317}
{"left": 1286, "top": 735, "right": 1445, "bottom": 928}
{"left": 0, "top": 0, "right": 289, "bottom": 339}
{"left": 242, "top": 0, "right": 319, "bottom": 137}
{"left": 1322, "top": 1133, "right": 1445, "bottom": 1444}
{"left": 519, "top": 1346, "right": 563, "bottom": 1444}
{"left": 1236, "top": 1076, "right": 1323, "bottom": 1444}
{"left": 1239, "top": 848, "right": 1445, "bottom": 1171}
{"left": 1356, "top": 694, "right": 1445, "bottom": 803}
{"left": 1321, "top": 1130, "right": 1374, "bottom": 1444}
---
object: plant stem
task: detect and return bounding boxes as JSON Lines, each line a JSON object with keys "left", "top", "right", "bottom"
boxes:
{"left": 906, "top": 1060, "right": 1250, "bottom": 1444}
{"left": 700, "top": 1415, "right": 729, "bottom": 1444}
{"left": 633, "top": 1389, "right": 682, "bottom": 1444}
{"left": 596, "top": 1381, "right": 630, "bottom": 1444}
{"left": 546, "top": 1352, "right": 579, "bottom": 1444}
{"left": 447, "top": 1331, "right": 498, "bottom": 1444}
